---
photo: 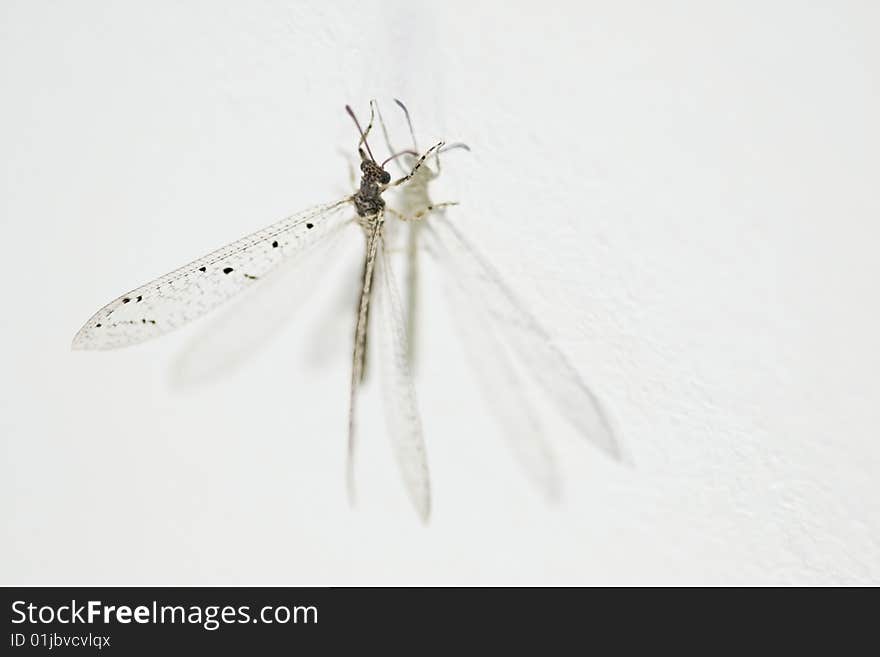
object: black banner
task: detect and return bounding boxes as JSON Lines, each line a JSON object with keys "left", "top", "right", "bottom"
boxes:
{"left": 0, "top": 586, "right": 866, "bottom": 653}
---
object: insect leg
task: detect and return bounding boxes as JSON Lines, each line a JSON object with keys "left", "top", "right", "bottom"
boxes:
{"left": 386, "top": 202, "right": 459, "bottom": 223}
{"left": 383, "top": 142, "right": 445, "bottom": 189}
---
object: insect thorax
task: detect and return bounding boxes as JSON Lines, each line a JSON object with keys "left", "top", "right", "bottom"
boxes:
{"left": 354, "top": 158, "right": 391, "bottom": 217}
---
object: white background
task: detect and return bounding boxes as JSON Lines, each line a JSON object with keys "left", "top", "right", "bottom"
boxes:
{"left": 2, "top": 1, "right": 878, "bottom": 584}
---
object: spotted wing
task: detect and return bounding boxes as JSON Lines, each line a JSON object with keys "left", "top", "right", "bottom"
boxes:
{"left": 72, "top": 199, "right": 353, "bottom": 350}
{"left": 171, "top": 221, "right": 352, "bottom": 386}
{"left": 425, "top": 215, "right": 626, "bottom": 462}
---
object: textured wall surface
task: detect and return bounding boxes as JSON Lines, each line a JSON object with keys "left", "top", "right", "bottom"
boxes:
{"left": 2, "top": 1, "right": 878, "bottom": 584}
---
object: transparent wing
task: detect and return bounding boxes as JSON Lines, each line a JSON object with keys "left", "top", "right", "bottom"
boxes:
{"left": 301, "top": 255, "right": 363, "bottom": 370}
{"left": 171, "top": 220, "right": 351, "bottom": 386}
{"left": 404, "top": 221, "right": 421, "bottom": 371}
{"left": 377, "top": 237, "right": 431, "bottom": 522}
{"left": 346, "top": 213, "right": 383, "bottom": 506}
{"left": 441, "top": 265, "right": 561, "bottom": 500}
{"left": 425, "top": 215, "right": 626, "bottom": 462}
{"left": 72, "top": 198, "right": 353, "bottom": 350}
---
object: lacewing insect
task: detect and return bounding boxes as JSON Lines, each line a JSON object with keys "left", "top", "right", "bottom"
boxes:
{"left": 72, "top": 101, "right": 625, "bottom": 522}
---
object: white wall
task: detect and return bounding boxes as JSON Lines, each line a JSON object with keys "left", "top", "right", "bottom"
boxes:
{"left": 1, "top": 0, "right": 878, "bottom": 584}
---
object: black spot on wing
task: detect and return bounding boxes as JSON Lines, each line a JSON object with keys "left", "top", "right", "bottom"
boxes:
{"left": 223, "top": 267, "right": 234, "bottom": 274}
{"left": 306, "top": 223, "right": 314, "bottom": 229}
{"left": 198, "top": 266, "right": 206, "bottom": 272}
{"left": 272, "top": 241, "right": 278, "bottom": 248}
{"left": 106, "top": 319, "right": 156, "bottom": 328}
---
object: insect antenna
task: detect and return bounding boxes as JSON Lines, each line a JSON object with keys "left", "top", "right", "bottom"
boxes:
{"left": 382, "top": 149, "right": 419, "bottom": 167}
{"left": 345, "top": 103, "right": 377, "bottom": 162}
{"left": 394, "top": 98, "right": 419, "bottom": 151}
{"left": 393, "top": 99, "right": 470, "bottom": 172}
{"left": 440, "top": 142, "right": 471, "bottom": 154}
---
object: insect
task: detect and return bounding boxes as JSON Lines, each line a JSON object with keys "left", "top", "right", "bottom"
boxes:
{"left": 72, "top": 101, "right": 625, "bottom": 522}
